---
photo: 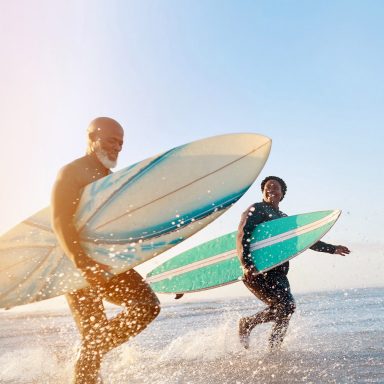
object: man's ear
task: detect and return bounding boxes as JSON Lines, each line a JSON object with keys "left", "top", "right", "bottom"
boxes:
{"left": 88, "top": 131, "right": 97, "bottom": 142}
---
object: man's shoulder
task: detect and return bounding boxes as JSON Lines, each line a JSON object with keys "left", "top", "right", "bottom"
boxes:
{"left": 63, "top": 155, "right": 91, "bottom": 169}
{"left": 54, "top": 156, "right": 89, "bottom": 186}
{"left": 55, "top": 154, "right": 109, "bottom": 190}
{"left": 58, "top": 155, "right": 90, "bottom": 175}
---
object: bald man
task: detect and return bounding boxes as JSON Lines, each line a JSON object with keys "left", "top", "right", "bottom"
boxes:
{"left": 51, "top": 117, "right": 160, "bottom": 384}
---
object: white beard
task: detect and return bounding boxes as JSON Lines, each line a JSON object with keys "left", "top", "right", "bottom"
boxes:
{"left": 94, "top": 147, "right": 117, "bottom": 169}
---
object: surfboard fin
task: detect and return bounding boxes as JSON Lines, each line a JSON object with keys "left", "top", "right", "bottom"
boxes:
{"left": 175, "top": 293, "right": 184, "bottom": 300}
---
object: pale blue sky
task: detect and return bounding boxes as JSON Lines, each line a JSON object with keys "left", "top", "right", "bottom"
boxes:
{"left": 0, "top": 0, "right": 383, "bottom": 298}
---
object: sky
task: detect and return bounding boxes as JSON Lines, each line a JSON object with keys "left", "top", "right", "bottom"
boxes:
{"left": 0, "top": 0, "right": 383, "bottom": 306}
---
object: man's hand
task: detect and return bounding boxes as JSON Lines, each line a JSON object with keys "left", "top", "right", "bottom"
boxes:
{"left": 75, "top": 254, "right": 112, "bottom": 287}
{"left": 334, "top": 245, "right": 351, "bottom": 256}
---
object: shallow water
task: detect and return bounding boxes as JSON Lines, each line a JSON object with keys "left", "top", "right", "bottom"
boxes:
{"left": 0, "top": 287, "right": 383, "bottom": 383}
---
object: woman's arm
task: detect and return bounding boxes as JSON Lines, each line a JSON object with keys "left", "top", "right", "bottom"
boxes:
{"left": 310, "top": 241, "right": 350, "bottom": 256}
{"left": 236, "top": 205, "right": 264, "bottom": 271}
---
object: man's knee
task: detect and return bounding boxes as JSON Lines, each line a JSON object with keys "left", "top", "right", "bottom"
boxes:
{"left": 124, "top": 287, "right": 161, "bottom": 322}
{"left": 145, "top": 293, "right": 161, "bottom": 320}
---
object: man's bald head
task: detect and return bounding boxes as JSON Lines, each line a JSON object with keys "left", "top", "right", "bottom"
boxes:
{"left": 87, "top": 117, "right": 124, "bottom": 141}
{"left": 86, "top": 117, "right": 124, "bottom": 169}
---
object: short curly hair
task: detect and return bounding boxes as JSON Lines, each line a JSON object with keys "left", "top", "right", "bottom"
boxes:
{"left": 260, "top": 176, "right": 287, "bottom": 201}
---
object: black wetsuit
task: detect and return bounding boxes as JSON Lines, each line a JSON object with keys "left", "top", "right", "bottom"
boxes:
{"left": 237, "top": 201, "right": 336, "bottom": 349}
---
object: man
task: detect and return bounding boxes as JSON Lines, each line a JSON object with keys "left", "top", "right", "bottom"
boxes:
{"left": 51, "top": 117, "right": 160, "bottom": 384}
{"left": 237, "top": 176, "right": 350, "bottom": 351}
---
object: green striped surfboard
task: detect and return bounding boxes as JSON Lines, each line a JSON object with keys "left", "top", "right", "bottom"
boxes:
{"left": 146, "top": 210, "right": 341, "bottom": 294}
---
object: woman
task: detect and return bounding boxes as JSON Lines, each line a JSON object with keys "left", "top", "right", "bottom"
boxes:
{"left": 237, "top": 176, "right": 350, "bottom": 351}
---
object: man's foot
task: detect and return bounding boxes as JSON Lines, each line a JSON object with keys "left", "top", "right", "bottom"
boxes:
{"left": 268, "top": 336, "right": 283, "bottom": 353}
{"left": 268, "top": 343, "right": 282, "bottom": 354}
{"left": 73, "top": 344, "right": 102, "bottom": 384}
{"left": 238, "top": 318, "right": 250, "bottom": 349}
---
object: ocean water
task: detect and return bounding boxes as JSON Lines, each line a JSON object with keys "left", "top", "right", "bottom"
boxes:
{"left": 0, "top": 287, "right": 383, "bottom": 384}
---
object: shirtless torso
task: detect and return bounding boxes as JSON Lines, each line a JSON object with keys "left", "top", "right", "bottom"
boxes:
{"left": 51, "top": 118, "right": 160, "bottom": 384}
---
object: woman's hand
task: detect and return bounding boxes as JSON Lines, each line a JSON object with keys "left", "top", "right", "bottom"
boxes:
{"left": 334, "top": 245, "right": 351, "bottom": 256}
{"left": 243, "top": 264, "right": 258, "bottom": 279}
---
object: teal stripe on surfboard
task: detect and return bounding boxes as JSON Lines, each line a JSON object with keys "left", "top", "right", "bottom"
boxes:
{"left": 146, "top": 210, "right": 341, "bottom": 294}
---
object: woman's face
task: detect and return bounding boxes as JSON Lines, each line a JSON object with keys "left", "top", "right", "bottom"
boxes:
{"left": 263, "top": 179, "right": 283, "bottom": 206}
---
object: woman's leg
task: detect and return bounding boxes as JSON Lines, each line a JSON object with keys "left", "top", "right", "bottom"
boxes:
{"left": 239, "top": 272, "right": 295, "bottom": 349}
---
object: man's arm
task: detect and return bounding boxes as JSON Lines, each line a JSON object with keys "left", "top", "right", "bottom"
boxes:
{"left": 51, "top": 166, "right": 111, "bottom": 286}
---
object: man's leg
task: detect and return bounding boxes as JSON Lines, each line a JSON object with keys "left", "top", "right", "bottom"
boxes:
{"left": 66, "top": 287, "right": 107, "bottom": 384}
{"left": 66, "top": 269, "right": 160, "bottom": 384}
{"left": 97, "top": 269, "right": 161, "bottom": 355}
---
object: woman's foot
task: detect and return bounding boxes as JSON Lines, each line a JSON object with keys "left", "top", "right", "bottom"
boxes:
{"left": 238, "top": 318, "right": 250, "bottom": 349}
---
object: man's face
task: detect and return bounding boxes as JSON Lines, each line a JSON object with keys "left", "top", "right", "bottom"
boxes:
{"left": 263, "top": 179, "right": 283, "bottom": 205}
{"left": 93, "top": 125, "right": 124, "bottom": 168}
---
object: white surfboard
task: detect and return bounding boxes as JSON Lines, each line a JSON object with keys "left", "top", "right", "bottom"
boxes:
{"left": 0, "top": 133, "right": 271, "bottom": 309}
